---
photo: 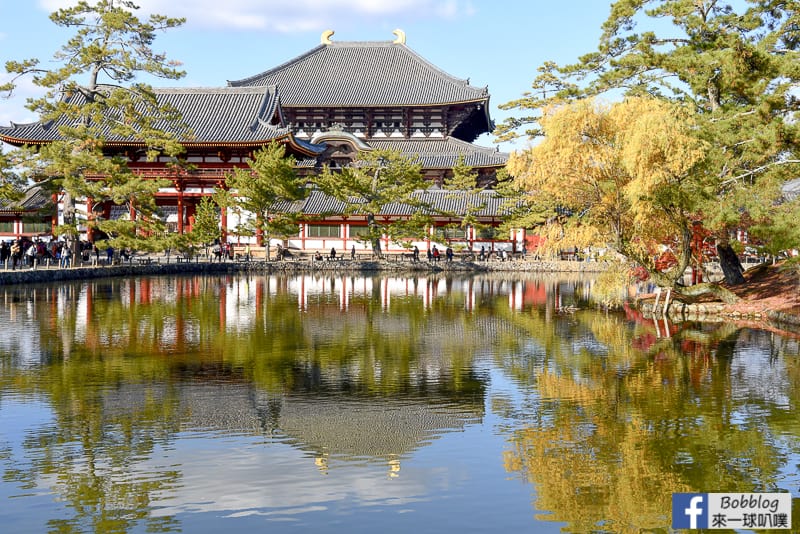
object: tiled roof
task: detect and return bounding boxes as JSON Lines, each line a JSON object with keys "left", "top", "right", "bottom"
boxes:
{"left": 300, "top": 190, "right": 350, "bottom": 214}
{"left": 0, "top": 186, "right": 52, "bottom": 213}
{"left": 368, "top": 137, "right": 508, "bottom": 168}
{"left": 782, "top": 177, "right": 800, "bottom": 201}
{"left": 289, "top": 188, "right": 510, "bottom": 218}
{"left": 381, "top": 189, "right": 512, "bottom": 217}
{"left": 296, "top": 137, "right": 508, "bottom": 169}
{"left": 228, "top": 41, "right": 489, "bottom": 107}
{"left": 0, "top": 86, "right": 324, "bottom": 153}
{"left": 148, "top": 86, "right": 289, "bottom": 144}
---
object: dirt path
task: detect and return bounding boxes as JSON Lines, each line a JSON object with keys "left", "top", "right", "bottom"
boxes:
{"left": 721, "top": 262, "right": 800, "bottom": 316}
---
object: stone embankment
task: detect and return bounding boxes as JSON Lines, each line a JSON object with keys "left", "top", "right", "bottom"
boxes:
{"left": 638, "top": 297, "right": 800, "bottom": 329}
{"left": 5, "top": 257, "right": 798, "bottom": 331}
{"left": 0, "top": 257, "right": 609, "bottom": 286}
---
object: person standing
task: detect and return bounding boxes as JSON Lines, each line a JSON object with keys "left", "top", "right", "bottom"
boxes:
{"left": 351, "top": 245, "right": 356, "bottom": 260}
{"left": 0, "top": 241, "right": 9, "bottom": 267}
{"left": 10, "top": 240, "right": 21, "bottom": 269}
{"left": 26, "top": 241, "right": 37, "bottom": 268}
{"left": 61, "top": 243, "right": 72, "bottom": 268}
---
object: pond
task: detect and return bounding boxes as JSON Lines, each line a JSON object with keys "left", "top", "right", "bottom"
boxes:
{"left": 0, "top": 273, "right": 798, "bottom": 533}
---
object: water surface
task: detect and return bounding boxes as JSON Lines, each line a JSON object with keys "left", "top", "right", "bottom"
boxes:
{"left": 0, "top": 273, "right": 798, "bottom": 533}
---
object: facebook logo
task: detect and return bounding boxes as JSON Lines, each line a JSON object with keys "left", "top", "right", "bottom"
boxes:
{"left": 673, "top": 493, "right": 708, "bottom": 529}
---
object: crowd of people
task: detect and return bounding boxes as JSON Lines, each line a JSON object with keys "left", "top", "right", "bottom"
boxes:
{"left": 2, "top": 236, "right": 528, "bottom": 270}
{"left": 1, "top": 238, "right": 70, "bottom": 269}
{"left": 0, "top": 237, "right": 132, "bottom": 270}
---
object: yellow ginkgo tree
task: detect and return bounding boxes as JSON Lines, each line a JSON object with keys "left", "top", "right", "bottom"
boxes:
{"left": 508, "top": 96, "right": 708, "bottom": 287}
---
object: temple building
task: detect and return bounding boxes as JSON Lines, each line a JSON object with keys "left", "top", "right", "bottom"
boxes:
{"left": 0, "top": 187, "right": 53, "bottom": 239}
{"left": 0, "top": 30, "right": 512, "bottom": 253}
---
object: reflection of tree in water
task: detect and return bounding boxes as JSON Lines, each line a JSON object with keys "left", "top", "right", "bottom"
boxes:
{"left": 498, "top": 309, "right": 800, "bottom": 533}
{"left": 3, "top": 273, "right": 795, "bottom": 532}
{"left": 4, "top": 352, "right": 485, "bottom": 531}
{"left": 0, "top": 273, "right": 507, "bottom": 532}
{"left": 3, "top": 378, "right": 185, "bottom": 533}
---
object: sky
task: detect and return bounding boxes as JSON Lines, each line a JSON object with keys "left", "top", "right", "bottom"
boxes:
{"left": 0, "top": 0, "right": 615, "bottom": 153}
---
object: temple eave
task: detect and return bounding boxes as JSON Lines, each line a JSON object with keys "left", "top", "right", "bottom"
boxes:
{"left": 0, "top": 136, "right": 49, "bottom": 147}
{"left": 0, "top": 138, "right": 322, "bottom": 156}
{"left": 288, "top": 98, "right": 488, "bottom": 109}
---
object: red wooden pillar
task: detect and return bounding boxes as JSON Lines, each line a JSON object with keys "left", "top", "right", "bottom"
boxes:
{"left": 51, "top": 193, "right": 59, "bottom": 235}
{"left": 186, "top": 203, "right": 196, "bottom": 233}
{"left": 176, "top": 180, "right": 184, "bottom": 235}
{"left": 218, "top": 182, "right": 228, "bottom": 242}
{"left": 221, "top": 208, "right": 228, "bottom": 242}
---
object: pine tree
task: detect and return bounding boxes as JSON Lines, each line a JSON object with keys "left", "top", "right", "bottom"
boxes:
{"left": 0, "top": 150, "right": 26, "bottom": 203}
{"left": 315, "top": 149, "right": 431, "bottom": 257}
{"left": 185, "top": 196, "right": 222, "bottom": 258}
{"left": 218, "top": 141, "right": 306, "bottom": 261}
{"left": 440, "top": 155, "right": 487, "bottom": 246}
{"left": 2, "top": 0, "right": 186, "bottom": 252}
{"left": 498, "top": 0, "right": 800, "bottom": 284}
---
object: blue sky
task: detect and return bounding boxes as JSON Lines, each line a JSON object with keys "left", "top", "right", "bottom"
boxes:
{"left": 0, "top": 1, "right": 615, "bottom": 152}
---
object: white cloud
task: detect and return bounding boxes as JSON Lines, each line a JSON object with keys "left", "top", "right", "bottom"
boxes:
{"left": 0, "top": 76, "right": 43, "bottom": 126}
{"left": 38, "top": 0, "right": 476, "bottom": 32}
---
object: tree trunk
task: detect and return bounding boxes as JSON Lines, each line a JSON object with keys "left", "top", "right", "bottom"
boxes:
{"left": 61, "top": 191, "right": 82, "bottom": 262}
{"left": 676, "top": 282, "right": 740, "bottom": 304}
{"left": 367, "top": 213, "right": 382, "bottom": 258}
{"left": 716, "top": 241, "right": 745, "bottom": 285}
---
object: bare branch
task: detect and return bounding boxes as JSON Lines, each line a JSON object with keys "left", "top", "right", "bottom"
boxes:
{"left": 721, "top": 159, "right": 800, "bottom": 186}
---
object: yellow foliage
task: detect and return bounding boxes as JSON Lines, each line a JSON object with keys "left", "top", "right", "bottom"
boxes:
{"left": 511, "top": 97, "right": 707, "bottom": 261}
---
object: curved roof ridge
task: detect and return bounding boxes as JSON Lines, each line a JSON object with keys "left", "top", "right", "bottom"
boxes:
{"left": 228, "top": 44, "right": 327, "bottom": 87}
{"left": 321, "top": 40, "right": 483, "bottom": 92}
{"left": 0, "top": 84, "right": 317, "bottom": 149}
{"left": 2, "top": 119, "right": 44, "bottom": 129}
{"left": 444, "top": 136, "right": 503, "bottom": 153}
{"left": 251, "top": 85, "right": 280, "bottom": 130}
{"left": 226, "top": 39, "right": 489, "bottom": 106}
{"left": 387, "top": 42, "right": 486, "bottom": 95}
{"left": 156, "top": 86, "right": 271, "bottom": 94}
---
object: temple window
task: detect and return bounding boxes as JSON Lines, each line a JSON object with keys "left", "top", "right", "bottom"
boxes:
{"left": 349, "top": 225, "right": 370, "bottom": 238}
{"left": 434, "top": 226, "right": 467, "bottom": 240}
{"left": 307, "top": 224, "right": 341, "bottom": 238}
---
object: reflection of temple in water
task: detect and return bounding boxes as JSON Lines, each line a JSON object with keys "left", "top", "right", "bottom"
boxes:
{"left": 2, "top": 274, "right": 562, "bottom": 474}
{"left": 0, "top": 273, "right": 599, "bottom": 360}
{"left": 290, "top": 273, "right": 594, "bottom": 314}
{"left": 98, "top": 377, "right": 484, "bottom": 475}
